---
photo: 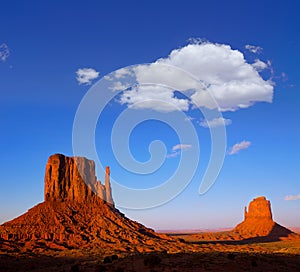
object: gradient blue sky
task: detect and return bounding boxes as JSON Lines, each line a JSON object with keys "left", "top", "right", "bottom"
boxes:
{"left": 0, "top": 0, "right": 299, "bottom": 230}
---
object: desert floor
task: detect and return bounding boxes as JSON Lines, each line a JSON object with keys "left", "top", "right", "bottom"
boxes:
{"left": 1, "top": 236, "right": 299, "bottom": 272}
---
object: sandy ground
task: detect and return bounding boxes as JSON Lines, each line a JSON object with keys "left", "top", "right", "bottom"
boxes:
{"left": 0, "top": 238, "right": 299, "bottom": 272}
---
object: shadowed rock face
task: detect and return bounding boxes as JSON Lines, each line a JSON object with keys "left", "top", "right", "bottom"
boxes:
{"left": 44, "top": 154, "right": 114, "bottom": 205}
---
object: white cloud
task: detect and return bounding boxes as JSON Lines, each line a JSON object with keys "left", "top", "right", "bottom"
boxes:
{"left": 109, "top": 81, "right": 130, "bottom": 91}
{"left": 228, "top": 140, "right": 251, "bottom": 155}
{"left": 252, "top": 59, "right": 268, "bottom": 71}
{"left": 0, "top": 43, "right": 10, "bottom": 61}
{"left": 284, "top": 195, "right": 300, "bottom": 201}
{"left": 114, "top": 67, "right": 134, "bottom": 79}
{"left": 118, "top": 41, "right": 274, "bottom": 112}
{"left": 119, "top": 85, "right": 189, "bottom": 112}
{"left": 184, "top": 116, "right": 195, "bottom": 121}
{"left": 172, "top": 144, "right": 192, "bottom": 151}
{"left": 76, "top": 68, "right": 99, "bottom": 85}
{"left": 281, "top": 72, "right": 288, "bottom": 81}
{"left": 245, "top": 44, "right": 263, "bottom": 54}
{"left": 167, "top": 144, "right": 192, "bottom": 158}
{"left": 199, "top": 117, "right": 232, "bottom": 128}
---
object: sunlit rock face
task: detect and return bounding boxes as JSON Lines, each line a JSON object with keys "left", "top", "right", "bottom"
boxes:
{"left": 44, "top": 154, "right": 114, "bottom": 205}
{"left": 234, "top": 196, "right": 291, "bottom": 238}
{"left": 244, "top": 196, "right": 272, "bottom": 220}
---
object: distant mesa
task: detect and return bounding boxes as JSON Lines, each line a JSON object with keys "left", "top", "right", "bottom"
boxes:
{"left": 233, "top": 196, "right": 295, "bottom": 240}
{"left": 184, "top": 196, "right": 299, "bottom": 243}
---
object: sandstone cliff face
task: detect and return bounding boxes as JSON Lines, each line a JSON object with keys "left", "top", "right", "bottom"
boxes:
{"left": 234, "top": 196, "right": 292, "bottom": 238}
{"left": 44, "top": 154, "right": 114, "bottom": 205}
{"left": 244, "top": 196, "right": 272, "bottom": 220}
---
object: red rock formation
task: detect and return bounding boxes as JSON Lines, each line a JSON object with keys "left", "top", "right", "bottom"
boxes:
{"left": 234, "top": 196, "right": 293, "bottom": 239}
{"left": 188, "top": 196, "right": 299, "bottom": 242}
{"left": 105, "top": 166, "right": 114, "bottom": 205}
{"left": 0, "top": 154, "right": 174, "bottom": 252}
{"left": 244, "top": 196, "right": 272, "bottom": 220}
{"left": 44, "top": 154, "right": 106, "bottom": 202}
{"left": 44, "top": 154, "right": 113, "bottom": 204}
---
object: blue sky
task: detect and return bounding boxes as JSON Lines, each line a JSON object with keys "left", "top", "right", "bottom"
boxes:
{"left": 0, "top": 0, "right": 300, "bottom": 230}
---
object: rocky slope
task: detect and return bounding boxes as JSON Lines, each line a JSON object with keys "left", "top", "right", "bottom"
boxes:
{"left": 0, "top": 154, "right": 178, "bottom": 253}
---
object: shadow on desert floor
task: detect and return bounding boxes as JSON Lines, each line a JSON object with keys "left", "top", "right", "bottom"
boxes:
{"left": 171, "top": 223, "right": 295, "bottom": 245}
{"left": 1, "top": 250, "right": 300, "bottom": 272}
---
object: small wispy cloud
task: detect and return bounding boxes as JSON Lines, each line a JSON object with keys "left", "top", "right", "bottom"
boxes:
{"left": 199, "top": 117, "right": 232, "bottom": 128}
{"left": 228, "top": 140, "right": 251, "bottom": 155}
{"left": 252, "top": 59, "right": 268, "bottom": 71}
{"left": 281, "top": 72, "right": 288, "bottom": 82}
{"left": 245, "top": 44, "right": 263, "bottom": 54}
{"left": 284, "top": 195, "right": 300, "bottom": 201}
{"left": 172, "top": 144, "right": 192, "bottom": 151}
{"left": 167, "top": 144, "right": 192, "bottom": 158}
{"left": 76, "top": 68, "right": 99, "bottom": 85}
{"left": 184, "top": 116, "right": 195, "bottom": 122}
{"left": 0, "top": 43, "right": 10, "bottom": 61}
